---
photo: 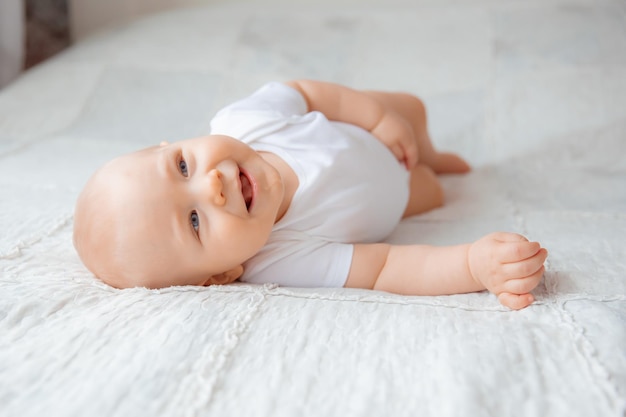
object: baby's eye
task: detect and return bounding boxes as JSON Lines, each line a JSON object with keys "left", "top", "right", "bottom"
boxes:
{"left": 179, "top": 158, "right": 188, "bottom": 177}
{"left": 190, "top": 211, "right": 200, "bottom": 233}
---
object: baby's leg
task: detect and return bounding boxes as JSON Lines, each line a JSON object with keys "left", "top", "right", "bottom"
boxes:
{"left": 403, "top": 164, "right": 444, "bottom": 218}
{"left": 364, "top": 91, "right": 470, "bottom": 174}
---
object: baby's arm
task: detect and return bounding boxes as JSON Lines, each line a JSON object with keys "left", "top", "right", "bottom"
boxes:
{"left": 345, "top": 232, "right": 548, "bottom": 310}
{"left": 285, "top": 79, "right": 418, "bottom": 169}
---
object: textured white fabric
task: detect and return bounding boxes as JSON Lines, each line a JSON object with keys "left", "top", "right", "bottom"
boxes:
{"left": 210, "top": 82, "right": 409, "bottom": 288}
{"left": 0, "top": 2, "right": 625, "bottom": 417}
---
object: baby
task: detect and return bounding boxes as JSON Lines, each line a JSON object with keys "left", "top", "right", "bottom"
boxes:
{"left": 73, "top": 80, "right": 548, "bottom": 310}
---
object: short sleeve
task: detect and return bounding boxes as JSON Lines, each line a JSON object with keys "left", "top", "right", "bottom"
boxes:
{"left": 209, "top": 82, "right": 308, "bottom": 141}
{"left": 240, "top": 232, "right": 354, "bottom": 288}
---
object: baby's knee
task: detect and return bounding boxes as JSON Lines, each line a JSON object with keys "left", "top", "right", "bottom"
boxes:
{"left": 400, "top": 93, "right": 426, "bottom": 120}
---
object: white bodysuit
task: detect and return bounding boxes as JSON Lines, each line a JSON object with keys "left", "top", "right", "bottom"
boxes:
{"left": 210, "top": 82, "right": 410, "bottom": 288}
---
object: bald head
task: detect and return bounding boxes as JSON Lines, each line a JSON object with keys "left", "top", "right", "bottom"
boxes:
{"left": 74, "top": 157, "right": 137, "bottom": 288}
{"left": 73, "top": 149, "right": 179, "bottom": 288}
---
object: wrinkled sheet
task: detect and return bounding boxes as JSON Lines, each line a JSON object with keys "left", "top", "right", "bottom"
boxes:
{"left": 1, "top": 1, "right": 625, "bottom": 416}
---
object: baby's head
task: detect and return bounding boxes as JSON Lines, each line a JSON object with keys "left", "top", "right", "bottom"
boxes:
{"left": 73, "top": 135, "right": 285, "bottom": 289}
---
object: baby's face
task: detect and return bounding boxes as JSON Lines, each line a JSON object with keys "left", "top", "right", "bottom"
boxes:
{"left": 97, "top": 135, "right": 285, "bottom": 288}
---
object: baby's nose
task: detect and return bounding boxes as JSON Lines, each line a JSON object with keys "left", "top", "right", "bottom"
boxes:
{"left": 205, "top": 169, "right": 226, "bottom": 206}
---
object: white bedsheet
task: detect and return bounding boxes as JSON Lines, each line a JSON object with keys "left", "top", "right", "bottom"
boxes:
{"left": 1, "top": 1, "right": 625, "bottom": 416}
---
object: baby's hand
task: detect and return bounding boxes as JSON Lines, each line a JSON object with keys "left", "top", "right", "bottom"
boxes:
{"left": 370, "top": 110, "right": 418, "bottom": 170}
{"left": 468, "top": 232, "right": 548, "bottom": 310}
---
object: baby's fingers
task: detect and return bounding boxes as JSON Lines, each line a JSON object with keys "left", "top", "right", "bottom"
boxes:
{"left": 501, "top": 248, "right": 548, "bottom": 278}
{"left": 498, "top": 292, "right": 534, "bottom": 310}
{"left": 502, "top": 266, "right": 545, "bottom": 294}
{"left": 388, "top": 137, "right": 417, "bottom": 170}
{"left": 402, "top": 140, "right": 418, "bottom": 170}
{"left": 499, "top": 240, "right": 541, "bottom": 263}
{"left": 388, "top": 143, "right": 407, "bottom": 168}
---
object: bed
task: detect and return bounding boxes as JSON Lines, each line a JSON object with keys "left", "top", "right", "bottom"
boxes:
{"left": 1, "top": 1, "right": 625, "bottom": 416}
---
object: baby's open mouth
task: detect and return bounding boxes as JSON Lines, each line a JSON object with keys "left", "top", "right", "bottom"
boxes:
{"left": 239, "top": 170, "right": 253, "bottom": 211}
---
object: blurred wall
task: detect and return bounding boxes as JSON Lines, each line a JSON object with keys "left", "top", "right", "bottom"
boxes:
{"left": 25, "top": 0, "right": 70, "bottom": 69}
{"left": 1, "top": 0, "right": 71, "bottom": 89}
{"left": 1, "top": 0, "right": 222, "bottom": 89}
{"left": 0, "top": 0, "right": 25, "bottom": 88}
{"left": 69, "top": 0, "right": 223, "bottom": 41}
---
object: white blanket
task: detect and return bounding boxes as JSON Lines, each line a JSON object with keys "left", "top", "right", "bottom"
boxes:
{"left": 1, "top": 2, "right": 625, "bottom": 416}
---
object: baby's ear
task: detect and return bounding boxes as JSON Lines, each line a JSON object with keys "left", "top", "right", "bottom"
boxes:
{"left": 204, "top": 265, "right": 244, "bottom": 286}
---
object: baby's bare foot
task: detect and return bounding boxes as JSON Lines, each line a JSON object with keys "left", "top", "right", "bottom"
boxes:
{"left": 432, "top": 152, "right": 471, "bottom": 174}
